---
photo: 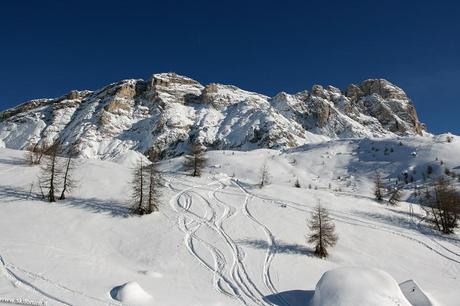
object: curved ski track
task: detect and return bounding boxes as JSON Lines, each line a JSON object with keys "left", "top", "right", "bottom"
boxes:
{"left": 168, "top": 176, "right": 289, "bottom": 306}
{"left": 0, "top": 254, "right": 122, "bottom": 306}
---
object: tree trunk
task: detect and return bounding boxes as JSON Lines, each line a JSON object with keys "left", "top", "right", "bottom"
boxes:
{"left": 49, "top": 155, "right": 56, "bottom": 202}
{"left": 59, "top": 156, "right": 71, "bottom": 200}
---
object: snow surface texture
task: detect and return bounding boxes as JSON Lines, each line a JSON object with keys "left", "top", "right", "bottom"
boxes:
{"left": 311, "top": 267, "right": 412, "bottom": 306}
{"left": 0, "top": 134, "right": 459, "bottom": 305}
{"left": 0, "top": 73, "right": 426, "bottom": 160}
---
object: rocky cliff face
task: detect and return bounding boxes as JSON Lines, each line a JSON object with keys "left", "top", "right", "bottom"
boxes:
{"left": 0, "top": 73, "right": 425, "bottom": 159}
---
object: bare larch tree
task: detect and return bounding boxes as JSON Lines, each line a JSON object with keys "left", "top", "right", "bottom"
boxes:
{"left": 184, "top": 142, "right": 206, "bottom": 177}
{"left": 38, "top": 142, "right": 62, "bottom": 202}
{"left": 25, "top": 142, "right": 44, "bottom": 165}
{"left": 422, "top": 177, "right": 460, "bottom": 234}
{"left": 59, "top": 145, "right": 79, "bottom": 200}
{"left": 374, "top": 172, "right": 384, "bottom": 202}
{"left": 132, "top": 158, "right": 148, "bottom": 215}
{"left": 308, "top": 203, "right": 338, "bottom": 258}
{"left": 259, "top": 162, "right": 271, "bottom": 188}
{"left": 388, "top": 185, "right": 402, "bottom": 206}
{"left": 146, "top": 151, "right": 162, "bottom": 214}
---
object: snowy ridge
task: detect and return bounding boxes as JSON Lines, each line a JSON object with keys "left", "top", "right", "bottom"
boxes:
{"left": 0, "top": 73, "right": 425, "bottom": 160}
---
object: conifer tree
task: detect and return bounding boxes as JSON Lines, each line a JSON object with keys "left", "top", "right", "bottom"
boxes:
{"left": 132, "top": 158, "right": 148, "bottom": 215}
{"left": 308, "top": 203, "right": 338, "bottom": 258}
{"left": 25, "top": 142, "right": 44, "bottom": 165}
{"left": 422, "top": 177, "right": 460, "bottom": 234}
{"left": 259, "top": 162, "right": 271, "bottom": 188}
{"left": 146, "top": 151, "right": 162, "bottom": 213}
{"left": 59, "top": 145, "right": 79, "bottom": 200}
{"left": 38, "top": 142, "right": 62, "bottom": 202}
{"left": 184, "top": 142, "right": 207, "bottom": 177}
{"left": 374, "top": 172, "right": 384, "bottom": 201}
{"left": 388, "top": 185, "right": 401, "bottom": 206}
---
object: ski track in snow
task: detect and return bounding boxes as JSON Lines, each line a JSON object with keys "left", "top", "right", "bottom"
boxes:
{"left": 168, "top": 176, "right": 281, "bottom": 306}
{"left": 243, "top": 186, "right": 460, "bottom": 276}
{"left": 0, "top": 255, "right": 73, "bottom": 306}
{"left": 169, "top": 177, "right": 460, "bottom": 281}
{"left": 0, "top": 254, "right": 121, "bottom": 306}
{"left": 231, "top": 180, "right": 289, "bottom": 306}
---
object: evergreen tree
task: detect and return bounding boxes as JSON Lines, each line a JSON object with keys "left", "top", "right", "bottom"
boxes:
{"left": 294, "top": 178, "right": 301, "bottom": 188}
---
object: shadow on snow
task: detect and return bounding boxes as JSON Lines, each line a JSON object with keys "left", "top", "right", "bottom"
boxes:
{"left": 263, "top": 290, "right": 314, "bottom": 306}
{"left": 238, "top": 238, "right": 314, "bottom": 256}
{"left": 0, "top": 185, "right": 133, "bottom": 217}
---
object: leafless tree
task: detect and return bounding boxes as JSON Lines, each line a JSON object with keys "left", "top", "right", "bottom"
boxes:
{"left": 388, "top": 185, "right": 402, "bottom": 206}
{"left": 38, "top": 142, "right": 62, "bottom": 202}
{"left": 307, "top": 203, "right": 338, "bottom": 258}
{"left": 145, "top": 151, "right": 162, "bottom": 214}
{"left": 25, "top": 142, "right": 44, "bottom": 165}
{"left": 259, "top": 162, "right": 271, "bottom": 188}
{"left": 374, "top": 172, "right": 384, "bottom": 202}
{"left": 184, "top": 142, "right": 207, "bottom": 177}
{"left": 132, "top": 158, "right": 148, "bottom": 215}
{"left": 59, "top": 145, "right": 79, "bottom": 200}
{"left": 422, "top": 177, "right": 460, "bottom": 234}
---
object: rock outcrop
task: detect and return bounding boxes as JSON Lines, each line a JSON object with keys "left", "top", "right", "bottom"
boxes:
{"left": 0, "top": 73, "right": 426, "bottom": 160}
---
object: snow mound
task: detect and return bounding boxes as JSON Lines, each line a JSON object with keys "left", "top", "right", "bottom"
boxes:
{"left": 110, "top": 281, "right": 153, "bottom": 305}
{"left": 399, "top": 280, "right": 439, "bottom": 306}
{"left": 311, "top": 267, "right": 412, "bottom": 306}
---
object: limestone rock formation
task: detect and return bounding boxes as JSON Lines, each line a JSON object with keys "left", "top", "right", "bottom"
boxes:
{"left": 0, "top": 73, "right": 426, "bottom": 160}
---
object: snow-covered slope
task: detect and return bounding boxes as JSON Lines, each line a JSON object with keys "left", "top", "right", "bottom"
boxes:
{"left": 0, "top": 134, "right": 458, "bottom": 305}
{"left": 0, "top": 73, "right": 426, "bottom": 159}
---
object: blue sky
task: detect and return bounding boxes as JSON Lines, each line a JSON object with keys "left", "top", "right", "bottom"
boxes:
{"left": 0, "top": 0, "right": 459, "bottom": 134}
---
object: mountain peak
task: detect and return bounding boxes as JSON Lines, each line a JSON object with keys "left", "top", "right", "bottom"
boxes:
{"left": 0, "top": 73, "right": 426, "bottom": 159}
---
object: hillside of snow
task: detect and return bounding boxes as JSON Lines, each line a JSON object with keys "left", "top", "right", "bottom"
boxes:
{"left": 0, "top": 73, "right": 426, "bottom": 160}
{"left": 0, "top": 134, "right": 459, "bottom": 305}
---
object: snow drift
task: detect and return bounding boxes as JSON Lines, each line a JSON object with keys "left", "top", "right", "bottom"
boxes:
{"left": 310, "top": 267, "right": 412, "bottom": 306}
{"left": 110, "top": 281, "right": 153, "bottom": 306}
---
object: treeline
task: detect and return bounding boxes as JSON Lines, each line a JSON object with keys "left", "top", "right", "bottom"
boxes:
{"left": 374, "top": 167, "right": 460, "bottom": 234}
